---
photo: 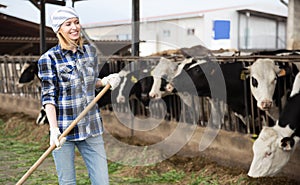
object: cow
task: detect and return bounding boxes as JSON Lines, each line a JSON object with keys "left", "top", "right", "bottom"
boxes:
{"left": 115, "top": 60, "right": 183, "bottom": 121}
{"left": 166, "top": 58, "right": 248, "bottom": 119}
{"left": 247, "top": 92, "right": 300, "bottom": 177}
{"left": 113, "top": 62, "right": 153, "bottom": 116}
{"left": 165, "top": 57, "right": 292, "bottom": 134}
{"left": 167, "top": 57, "right": 293, "bottom": 116}
{"left": 115, "top": 61, "right": 154, "bottom": 105}
{"left": 149, "top": 57, "right": 191, "bottom": 99}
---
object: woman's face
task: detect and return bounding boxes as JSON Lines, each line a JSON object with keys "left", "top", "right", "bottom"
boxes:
{"left": 60, "top": 17, "right": 81, "bottom": 41}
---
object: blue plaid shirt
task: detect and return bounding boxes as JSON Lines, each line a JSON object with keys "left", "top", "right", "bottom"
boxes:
{"left": 38, "top": 44, "right": 103, "bottom": 141}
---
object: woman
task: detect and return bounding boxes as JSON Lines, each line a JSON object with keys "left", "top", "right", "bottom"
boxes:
{"left": 38, "top": 6, "right": 120, "bottom": 184}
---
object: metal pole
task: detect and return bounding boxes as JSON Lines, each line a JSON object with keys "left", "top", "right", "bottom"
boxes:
{"left": 40, "top": 0, "right": 46, "bottom": 55}
{"left": 245, "top": 11, "right": 250, "bottom": 50}
{"left": 131, "top": 0, "right": 140, "bottom": 56}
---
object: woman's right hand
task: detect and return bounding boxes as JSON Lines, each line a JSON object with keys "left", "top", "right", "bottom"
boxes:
{"left": 50, "top": 127, "right": 66, "bottom": 149}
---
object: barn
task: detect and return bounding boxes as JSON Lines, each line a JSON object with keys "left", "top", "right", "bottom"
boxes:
{"left": 84, "top": 3, "right": 288, "bottom": 56}
{"left": 0, "top": 0, "right": 300, "bottom": 184}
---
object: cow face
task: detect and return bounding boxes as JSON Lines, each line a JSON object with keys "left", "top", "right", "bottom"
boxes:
{"left": 116, "top": 63, "right": 154, "bottom": 104}
{"left": 248, "top": 126, "right": 293, "bottom": 178}
{"left": 247, "top": 59, "right": 285, "bottom": 110}
{"left": 149, "top": 57, "right": 179, "bottom": 98}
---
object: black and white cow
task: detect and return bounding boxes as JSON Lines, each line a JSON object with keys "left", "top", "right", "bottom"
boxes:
{"left": 163, "top": 57, "right": 293, "bottom": 134}
{"left": 116, "top": 61, "right": 154, "bottom": 105}
{"left": 114, "top": 62, "right": 153, "bottom": 116}
{"left": 115, "top": 60, "right": 183, "bottom": 121}
{"left": 167, "top": 57, "right": 292, "bottom": 117}
{"left": 248, "top": 92, "right": 300, "bottom": 177}
{"left": 168, "top": 59, "right": 285, "bottom": 110}
{"left": 149, "top": 57, "right": 180, "bottom": 99}
{"left": 166, "top": 58, "right": 250, "bottom": 123}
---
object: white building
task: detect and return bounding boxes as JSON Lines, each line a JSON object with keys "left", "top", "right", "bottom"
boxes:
{"left": 83, "top": 4, "right": 288, "bottom": 56}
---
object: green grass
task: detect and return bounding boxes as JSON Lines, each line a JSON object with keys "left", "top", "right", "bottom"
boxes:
{"left": 0, "top": 118, "right": 189, "bottom": 185}
{"left": 0, "top": 117, "right": 298, "bottom": 185}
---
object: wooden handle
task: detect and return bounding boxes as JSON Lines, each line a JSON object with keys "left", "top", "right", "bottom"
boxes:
{"left": 16, "top": 84, "right": 111, "bottom": 185}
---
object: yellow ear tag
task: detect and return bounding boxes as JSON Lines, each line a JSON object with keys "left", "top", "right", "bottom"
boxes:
{"left": 251, "top": 134, "right": 258, "bottom": 142}
{"left": 131, "top": 76, "right": 138, "bottom": 83}
{"left": 240, "top": 70, "right": 247, "bottom": 80}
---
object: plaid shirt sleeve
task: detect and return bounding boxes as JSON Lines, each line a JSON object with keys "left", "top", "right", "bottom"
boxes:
{"left": 38, "top": 48, "right": 58, "bottom": 107}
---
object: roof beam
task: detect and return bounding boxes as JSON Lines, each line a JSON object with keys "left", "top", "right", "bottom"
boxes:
{"left": 29, "top": 0, "right": 66, "bottom": 10}
{"left": 46, "top": 0, "right": 66, "bottom": 6}
{"left": 29, "top": 0, "right": 39, "bottom": 9}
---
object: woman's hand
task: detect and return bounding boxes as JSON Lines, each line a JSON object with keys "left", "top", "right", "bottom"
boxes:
{"left": 50, "top": 127, "right": 66, "bottom": 149}
{"left": 101, "top": 73, "right": 121, "bottom": 90}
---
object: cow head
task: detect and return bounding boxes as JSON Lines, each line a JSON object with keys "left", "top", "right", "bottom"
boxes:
{"left": 116, "top": 70, "right": 131, "bottom": 103}
{"left": 116, "top": 63, "right": 154, "bottom": 105}
{"left": 149, "top": 57, "right": 179, "bottom": 99}
{"left": 248, "top": 125, "right": 296, "bottom": 178}
{"left": 245, "top": 59, "right": 286, "bottom": 110}
{"left": 18, "top": 62, "right": 40, "bottom": 88}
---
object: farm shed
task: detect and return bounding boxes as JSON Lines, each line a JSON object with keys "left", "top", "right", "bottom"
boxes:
{"left": 0, "top": 12, "right": 132, "bottom": 56}
{"left": 0, "top": 13, "right": 56, "bottom": 55}
{"left": 83, "top": 6, "right": 288, "bottom": 56}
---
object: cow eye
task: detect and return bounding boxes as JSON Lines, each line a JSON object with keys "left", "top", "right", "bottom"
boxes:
{"left": 264, "top": 151, "right": 272, "bottom": 157}
{"left": 252, "top": 77, "right": 258, "bottom": 88}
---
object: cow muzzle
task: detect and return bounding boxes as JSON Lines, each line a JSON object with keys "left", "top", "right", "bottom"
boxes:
{"left": 117, "top": 95, "right": 126, "bottom": 103}
{"left": 149, "top": 91, "right": 161, "bottom": 99}
{"left": 260, "top": 100, "right": 273, "bottom": 110}
{"left": 165, "top": 83, "right": 174, "bottom": 92}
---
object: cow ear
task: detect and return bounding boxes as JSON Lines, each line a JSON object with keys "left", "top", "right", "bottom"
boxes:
{"left": 280, "top": 137, "right": 295, "bottom": 151}
{"left": 277, "top": 69, "right": 286, "bottom": 77}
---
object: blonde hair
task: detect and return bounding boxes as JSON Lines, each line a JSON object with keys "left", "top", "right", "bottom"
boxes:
{"left": 56, "top": 30, "right": 83, "bottom": 51}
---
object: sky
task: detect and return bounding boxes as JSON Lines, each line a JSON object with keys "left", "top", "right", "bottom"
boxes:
{"left": 0, "top": 0, "right": 288, "bottom": 27}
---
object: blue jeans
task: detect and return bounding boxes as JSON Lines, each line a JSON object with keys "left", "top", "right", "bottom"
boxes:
{"left": 52, "top": 135, "right": 109, "bottom": 185}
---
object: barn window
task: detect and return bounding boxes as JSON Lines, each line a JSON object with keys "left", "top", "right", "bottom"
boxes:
{"left": 187, "top": 28, "right": 195, "bottom": 36}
